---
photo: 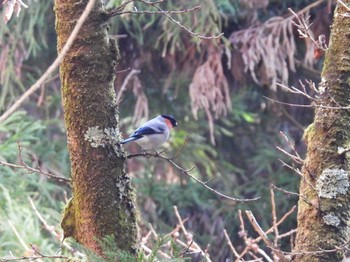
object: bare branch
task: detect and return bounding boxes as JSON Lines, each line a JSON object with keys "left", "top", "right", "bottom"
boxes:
{"left": 140, "top": 206, "right": 212, "bottom": 260}
{"left": 0, "top": 141, "right": 71, "bottom": 184}
{"left": 279, "top": 131, "right": 303, "bottom": 163}
{"left": 271, "top": 184, "right": 318, "bottom": 210}
{"left": 0, "top": 243, "right": 71, "bottom": 261}
{"left": 223, "top": 229, "right": 242, "bottom": 260}
{"left": 270, "top": 187, "right": 279, "bottom": 247}
{"left": 294, "top": 0, "right": 325, "bottom": 16}
{"left": 256, "top": 249, "right": 274, "bottom": 262}
{"left": 126, "top": 151, "right": 260, "bottom": 202}
{"left": 107, "top": 0, "right": 222, "bottom": 40}
{"left": 116, "top": 69, "right": 141, "bottom": 104}
{"left": 225, "top": 204, "right": 297, "bottom": 261}
{"left": 115, "top": 67, "right": 131, "bottom": 74}
{"left": 245, "top": 211, "right": 288, "bottom": 262}
{"left": 27, "top": 197, "right": 84, "bottom": 257}
{"left": 107, "top": 0, "right": 166, "bottom": 16}
{"left": 276, "top": 82, "right": 315, "bottom": 100}
{"left": 277, "top": 229, "right": 297, "bottom": 240}
{"left": 174, "top": 205, "right": 188, "bottom": 236}
{"left": 0, "top": 0, "right": 97, "bottom": 123}
{"left": 109, "top": 5, "right": 201, "bottom": 16}
{"left": 254, "top": 205, "right": 297, "bottom": 243}
{"left": 152, "top": 4, "right": 223, "bottom": 40}
{"left": 278, "top": 159, "right": 321, "bottom": 209}
{"left": 173, "top": 206, "right": 208, "bottom": 257}
{"left": 7, "top": 220, "right": 30, "bottom": 251}
{"left": 264, "top": 96, "right": 350, "bottom": 110}
{"left": 336, "top": 0, "right": 350, "bottom": 12}
{"left": 273, "top": 239, "right": 350, "bottom": 256}
{"left": 276, "top": 145, "right": 304, "bottom": 165}
{"left": 289, "top": 5, "right": 328, "bottom": 62}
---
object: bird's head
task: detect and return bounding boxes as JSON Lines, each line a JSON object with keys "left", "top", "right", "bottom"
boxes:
{"left": 161, "top": 114, "right": 178, "bottom": 128}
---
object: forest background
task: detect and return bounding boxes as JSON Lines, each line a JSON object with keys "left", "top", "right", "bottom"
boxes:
{"left": 0, "top": 0, "right": 335, "bottom": 261}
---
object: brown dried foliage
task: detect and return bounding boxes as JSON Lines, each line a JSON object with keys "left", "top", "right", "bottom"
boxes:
{"left": 131, "top": 75, "right": 149, "bottom": 125}
{"left": 3, "top": 0, "right": 28, "bottom": 24}
{"left": 0, "top": 38, "right": 27, "bottom": 84}
{"left": 230, "top": 16, "right": 296, "bottom": 91}
{"left": 189, "top": 44, "right": 231, "bottom": 145}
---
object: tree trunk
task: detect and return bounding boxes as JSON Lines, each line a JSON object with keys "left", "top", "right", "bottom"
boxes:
{"left": 293, "top": 2, "right": 350, "bottom": 261}
{"left": 54, "top": 0, "right": 138, "bottom": 257}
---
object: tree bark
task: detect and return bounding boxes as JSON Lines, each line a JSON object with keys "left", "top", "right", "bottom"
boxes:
{"left": 54, "top": 0, "right": 138, "bottom": 256}
{"left": 293, "top": 2, "right": 350, "bottom": 261}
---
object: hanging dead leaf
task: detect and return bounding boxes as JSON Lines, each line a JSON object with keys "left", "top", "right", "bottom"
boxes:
{"left": 3, "top": 0, "right": 28, "bottom": 24}
{"left": 132, "top": 75, "right": 149, "bottom": 125}
{"left": 189, "top": 44, "right": 231, "bottom": 145}
{"left": 230, "top": 16, "right": 296, "bottom": 91}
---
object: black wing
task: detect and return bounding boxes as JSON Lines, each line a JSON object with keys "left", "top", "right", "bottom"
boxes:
{"left": 132, "top": 126, "right": 166, "bottom": 137}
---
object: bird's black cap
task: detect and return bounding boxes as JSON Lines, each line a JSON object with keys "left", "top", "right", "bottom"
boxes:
{"left": 161, "top": 114, "right": 178, "bottom": 127}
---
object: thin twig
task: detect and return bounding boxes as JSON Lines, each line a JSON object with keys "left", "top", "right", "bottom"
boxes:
{"left": 254, "top": 205, "right": 296, "bottom": 243}
{"left": 271, "top": 184, "right": 318, "bottom": 209}
{"left": 0, "top": 0, "right": 97, "bottom": 123}
{"left": 126, "top": 152, "right": 260, "bottom": 202}
{"left": 150, "top": 2, "right": 223, "bottom": 40}
{"left": 277, "top": 229, "right": 297, "bottom": 240}
{"left": 27, "top": 197, "right": 84, "bottom": 257}
{"left": 276, "top": 146, "right": 304, "bottom": 164}
{"left": 337, "top": 0, "right": 350, "bottom": 12}
{"left": 171, "top": 206, "right": 212, "bottom": 261}
{"left": 245, "top": 211, "right": 288, "bottom": 262}
{"left": 7, "top": 220, "right": 30, "bottom": 252}
{"left": 236, "top": 210, "right": 250, "bottom": 261}
{"left": 28, "top": 197, "right": 57, "bottom": 236}
{"left": 0, "top": 243, "right": 71, "bottom": 261}
{"left": 107, "top": 0, "right": 166, "bottom": 16}
{"left": 116, "top": 67, "right": 131, "bottom": 74}
{"left": 223, "top": 229, "right": 242, "bottom": 260}
{"left": 278, "top": 159, "right": 321, "bottom": 209}
{"left": 275, "top": 238, "right": 350, "bottom": 256}
{"left": 280, "top": 106, "right": 305, "bottom": 132}
{"left": 110, "top": 5, "right": 201, "bottom": 16}
{"left": 279, "top": 131, "right": 303, "bottom": 164}
{"left": 295, "top": 0, "right": 325, "bottom": 16}
{"left": 174, "top": 205, "right": 188, "bottom": 235}
{"left": 108, "top": 0, "right": 222, "bottom": 39}
{"left": 264, "top": 96, "right": 350, "bottom": 110}
{"left": 256, "top": 248, "right": 273, "bottom": 262}
{"left": 0, "top": 142, "right": 70, "bottom": 184}
{"left": 141, "top": 243, "right": 172, "bottom": 259}
{"left": 270, "top": 187, "right": 279, "bottom": 247}
{"left": 233, "top": 205, "right": 296, "bottom": 261}
{"left": 116, "top": 69, "right": 141, "bottom": 104}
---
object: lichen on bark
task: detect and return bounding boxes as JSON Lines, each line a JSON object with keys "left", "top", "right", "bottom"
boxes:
{"left": 55, "top": 0, "right": 138, "bottom": 257}
{"left": 316, "top": 168, "right": 349, "bottom": 199}
{"left": 293, "top": 2, "right": 350, "bottom": 261}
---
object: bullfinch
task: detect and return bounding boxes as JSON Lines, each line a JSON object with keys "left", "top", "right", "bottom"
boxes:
{"left": 121, "top": 114, "right": 177, "bottom": 150}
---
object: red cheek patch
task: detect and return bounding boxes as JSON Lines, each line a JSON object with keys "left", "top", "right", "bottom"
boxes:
{"left": 165, "top": 118, "right": 173, "bottom": 129}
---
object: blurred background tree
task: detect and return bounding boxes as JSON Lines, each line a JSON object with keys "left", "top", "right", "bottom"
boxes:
{"left": 0, "top": 0, "right": 333, "bottom": 260}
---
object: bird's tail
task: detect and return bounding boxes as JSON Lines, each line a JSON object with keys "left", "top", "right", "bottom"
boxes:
{"left": 120, "top": 136, "right": 139, "bottom": 144}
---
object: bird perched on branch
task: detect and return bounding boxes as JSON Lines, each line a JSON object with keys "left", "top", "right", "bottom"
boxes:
{"left": 121, "top": 114, "right": 177, "bottom": 150}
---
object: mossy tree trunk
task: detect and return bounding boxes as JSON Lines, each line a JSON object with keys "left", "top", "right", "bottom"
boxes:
{"left": 293, "top": 2, "right": 350, "bottom": 261}
{"left": 54, "top": 0, "right": 138, "bottom": 256}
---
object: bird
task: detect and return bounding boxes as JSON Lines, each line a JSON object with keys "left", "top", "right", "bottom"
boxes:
{"left": 121, "top": 114, "right": 178, "bottom": 150}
